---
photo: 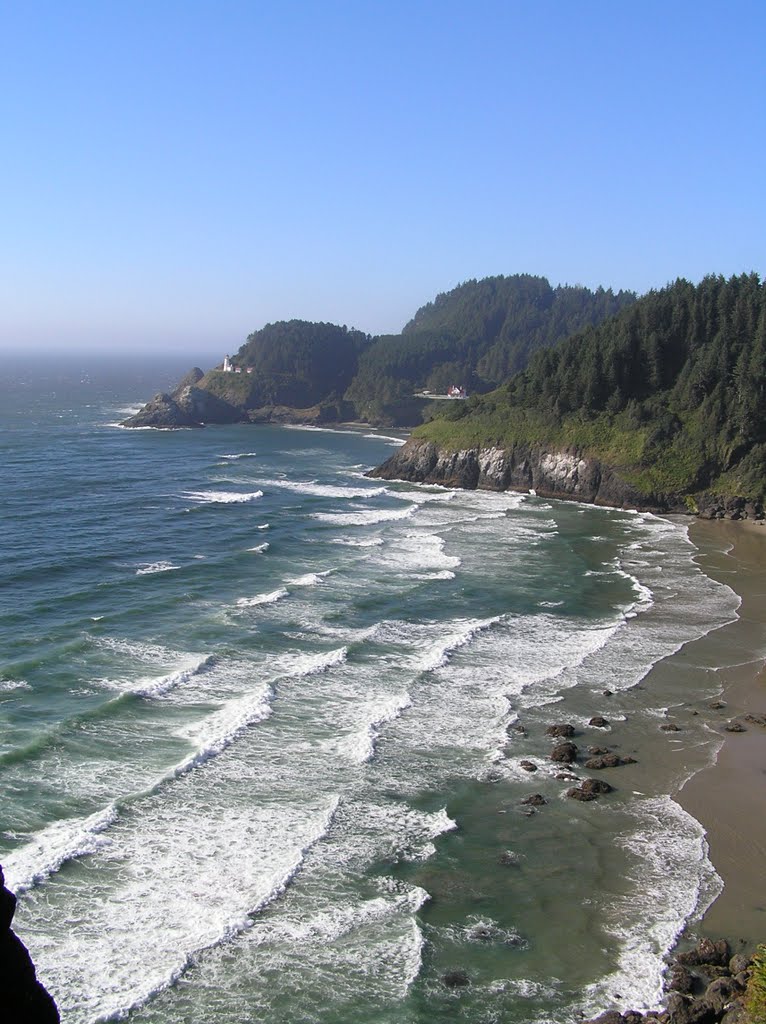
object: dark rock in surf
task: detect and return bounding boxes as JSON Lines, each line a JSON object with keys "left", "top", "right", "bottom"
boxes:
{"left": 744, "top": 712, "right": 766, "bottom": 728}
{"left": 567, "top": 786, "right": 598, "bottom": 801}
{"left": 550, "top": 741, "right": 578, "bottom": 763}
{"left": 723, "top": 721, "right": 746, "bottom": 733}
{"left": 585, "top": 753, "right": 622, "bottom": 769}
{"left": 521, "top": 794, "right": 547, "bottom": 806}
{"left": 0, "top": 864, "right": 60, "bottom": 1023}
{"left": 442, "top": 969, "right": 470, "bottom": 988}
{"left": 519, "top": 760, "right": 538, "bottom": 772}
{"left": 589, "top": 716, "right": 610, "bottom": 727}
{"left": 661, "top": 723, "right": 681, "bottom": 732}
{"left": 588, "top": 746, "right": 610, "bottom": 755}
{"left": 546, "top": 723, "right": 575, "bottom": 738}
{"left": 581, "top": 778, "right": 613, "bottom": 795}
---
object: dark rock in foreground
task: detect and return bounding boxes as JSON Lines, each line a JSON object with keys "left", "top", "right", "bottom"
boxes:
{"left": 0, "top": 864, "right": 60, "bottom": 1023}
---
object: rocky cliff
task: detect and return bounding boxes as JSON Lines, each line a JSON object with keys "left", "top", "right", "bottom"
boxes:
{"left": 0, "top": 865, "right": 60, "bottom": 1022}
{"left": 367, "top": 439, "right": 764, "bottom": 520}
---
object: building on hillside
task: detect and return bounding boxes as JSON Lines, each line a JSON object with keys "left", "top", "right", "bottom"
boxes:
{"left": 447, "top": 385, "right": 467, "bottom": 398}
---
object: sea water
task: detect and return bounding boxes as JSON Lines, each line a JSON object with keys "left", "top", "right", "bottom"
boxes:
{"left": 0, "top": 354, "right": 740, "bottom": 1023}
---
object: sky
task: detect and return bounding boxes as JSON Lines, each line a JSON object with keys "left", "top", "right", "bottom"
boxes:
{"left": 1, "top": 0, "right": 764, "bottom": 354}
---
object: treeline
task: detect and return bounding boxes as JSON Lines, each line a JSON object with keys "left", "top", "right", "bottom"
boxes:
{"left": 224, "top": 320, "right": 371, "bottom": 409}
{"left": 423, "top": 274, "right": 766, "bottom": 501}
{"left": 345, "top": 275, "right": 635, "bottom": 422}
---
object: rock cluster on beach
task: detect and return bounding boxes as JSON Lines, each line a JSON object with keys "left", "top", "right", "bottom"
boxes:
{"left": 0, "top": 864, "right": 60, "bottom": 1022}
{"left": 585, "top": 938, "right": 758, "bottom": 1024}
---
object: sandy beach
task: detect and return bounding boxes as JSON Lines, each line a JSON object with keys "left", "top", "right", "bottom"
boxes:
{"left": 679, "top": 518, "right": 766, "bottom": 948}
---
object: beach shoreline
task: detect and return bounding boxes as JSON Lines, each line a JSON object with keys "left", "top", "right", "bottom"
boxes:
{"left": 678, "top": 518, "right": 766, "bottom": 948}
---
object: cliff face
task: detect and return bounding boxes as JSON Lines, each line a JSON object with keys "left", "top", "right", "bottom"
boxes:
{"left": 367, "top": 439, "right": 764, "bottom": 520}
{"left": 0, "top": 865, "right": 60, "bottom": 1023}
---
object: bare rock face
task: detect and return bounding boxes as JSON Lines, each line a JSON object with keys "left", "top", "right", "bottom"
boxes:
{"left": 367, "top": 439, "right": 672, "bottom": 511}
{"left": 0, "top": 865, "right": 60, "bottom": 1023}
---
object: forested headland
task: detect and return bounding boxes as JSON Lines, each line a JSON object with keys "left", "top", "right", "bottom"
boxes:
{"left": 123, "top": 270, "right": 766, "bottom": 510}
{"left": 386, "top": 273, "right": 766, "bottom": 509}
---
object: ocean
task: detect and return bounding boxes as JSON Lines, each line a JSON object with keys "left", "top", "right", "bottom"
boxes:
{"left": 0, "top": 354, "right": 740, "bottom": 1024}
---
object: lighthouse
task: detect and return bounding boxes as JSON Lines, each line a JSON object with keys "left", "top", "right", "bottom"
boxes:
{"left": 223, "top": 355, "right": 233, "bottom": 372}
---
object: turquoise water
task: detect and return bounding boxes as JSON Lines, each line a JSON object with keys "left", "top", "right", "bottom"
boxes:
{"left": 0, "top": 355, "right": 739, "bottom": 1023}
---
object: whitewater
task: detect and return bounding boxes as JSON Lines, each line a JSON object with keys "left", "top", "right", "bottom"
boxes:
{"left": 0, "top": 355, "right": 739, "bottom": 1024}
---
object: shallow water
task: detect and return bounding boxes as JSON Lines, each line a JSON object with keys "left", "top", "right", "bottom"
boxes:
{"left": 0, "top": 355, "right": 740, "bottom": 1023}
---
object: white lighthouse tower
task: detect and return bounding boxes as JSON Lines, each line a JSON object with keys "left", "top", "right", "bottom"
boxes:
{"left": 222, "top": 355, "right": 233, "bottom": 372}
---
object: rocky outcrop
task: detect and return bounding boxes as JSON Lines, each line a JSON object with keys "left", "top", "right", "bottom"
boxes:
{"left": 367, "top": 439, "right": 669, "bottom": 510}
{"left": 584, "top": 939, "right": 757, "bottom": 1024}
{"left": 367, "top": 439, "right": 765, "bottom": 517}
{"left": 121, "top": 380, "right": 244, "bottom": 429}
{"left": 121, "top": 366, "right": 359, "bottom": 430}
{"left": 0, "top": 865, "right": 60, "bottom": 1022}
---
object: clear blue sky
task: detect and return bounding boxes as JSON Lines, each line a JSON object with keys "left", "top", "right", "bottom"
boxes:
{"left": 1, "top": 0, "right": 764, "bottom": 353}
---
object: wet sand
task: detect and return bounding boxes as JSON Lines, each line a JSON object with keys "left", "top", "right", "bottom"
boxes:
{"left": 679, "top": 519, "right": 766, "bottom": 947}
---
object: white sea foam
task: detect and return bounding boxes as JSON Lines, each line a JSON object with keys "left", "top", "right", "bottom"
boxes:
{"left": 312, "top": 504, "right": 418, "bottom": 527}
{"left": 374, "top": 531, "right": 461, "bottom": 577}
{"left": 363, "top": 433, "right": 407, "bottom": 446}
{"left": 257, "top": 523, "right": 270, "bottom": 530}
{"left": 135, "top": 560, "right": 180, "bottom": 575}
{"left": 583, "top": 795, "right": 722, "bottom": 1015}
{"left": 236, "top": 588, "right": 288, "bottom": 607}
{"left": 414, "top": 615, "right": 502, "bottom": 673}
{"left": 0, "top": 679, "right": 31, "bottom": 692}
{"left": 92, "top": 635, "right": 178, "bottom": 662}
{"left": 342, "top": 692, "right": 412, "bottom": 763}
{"left": 217, "top": 452, "right": 258, "bottom": 460}
{"left": 247, "top": 542, "right": 270, "bottom": 553}
{"left": 175, "top": 684, "right": 274, "bottom": 771}
{"left": 110, "top": 654, "right": 216, "bottom": 699}
{"left": 276, "top": 647, "right": 348, "bottom": 679}
{"left": 257, "top": 477, "right": 389, "bottom": 499}
{"left": 330, "top": 536, "right": 384, "bottom": 547}
{"left": 44, "top": 796, "right": 342, "bottom": 1024}
{"left": 3, "top": 804, "right": 118, "bottom": 894}
{"left": 248, "top": 883, "right": 427, "bottom": 947}
{"left": 286, "top": 570, "right": 333, "bottom": 586}
{"left": 184, "top": 489, "right": 264, "bottom": 504}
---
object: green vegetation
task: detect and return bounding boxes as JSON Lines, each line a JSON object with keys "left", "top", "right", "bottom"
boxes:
{"left": 416, "top": 274, "right": 766, "bottom": 503}
{"left": 346, "top": 275, "right": 635, "bottom": 423}
{"left": 747, "top": 945, "right": 766, "bottom": 1023}
{"left": 229, "top": 320, "right": 371, "bottom": 409}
